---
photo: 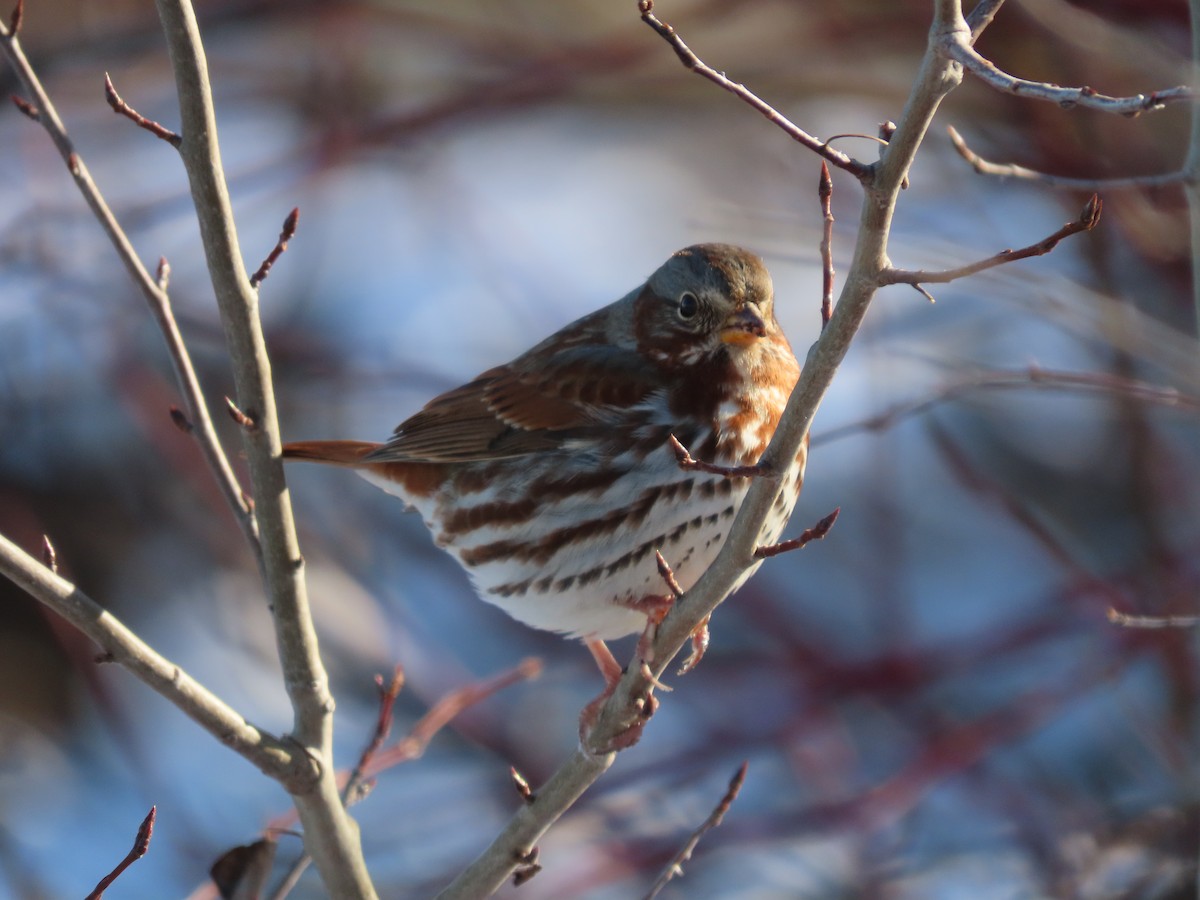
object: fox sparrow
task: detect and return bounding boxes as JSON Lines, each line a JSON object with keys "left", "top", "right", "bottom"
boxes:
{"left": 285, "top": 243, "right": 806, "bottom": 673}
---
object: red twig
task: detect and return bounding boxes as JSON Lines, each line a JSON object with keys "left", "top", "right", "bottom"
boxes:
{"left": 363, "top": 657, "right": 541, "bottom": 777}
{"left": 345, "top": 665, "right": 405, "bottom": 803}
{"left": 8, "top": 0, "right": 23, "bottom": 36}
{"left": 645, "top": 762, "right": 748, "bottom": 898}
{"left": 224, "top": 396, "right": 256, "bottom": 429}
{"left": 85, "top": 806, "right": 156, "bottom": 900}
{"left": 818, "top": 161, "right": 834, "bottom": 329}
{"left": 755, "top": 507, "right": 839, "bottom": 558}
{"left": 250, "top": 207, "right": 300, "bottom": 288}
{"left": 636, "top": 0, "right": 871, "bottom": 180}
{"left": 103, "top": 73, "right": 182, "bottom": 147}
{"left": 669, "top": 434, "right": 772, "bottom": 479}
{"left": 880, "top": 194, "right": 1101, "bottom": 301}
{"left": 10, "top": 93, "right": 37, "bottom": 119}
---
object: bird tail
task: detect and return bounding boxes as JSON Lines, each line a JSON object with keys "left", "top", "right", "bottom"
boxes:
{"left": 281, "top": 440, "right": 382, "bottom": 467}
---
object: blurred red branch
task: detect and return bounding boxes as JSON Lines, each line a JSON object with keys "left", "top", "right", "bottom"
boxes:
{"left": 84, "top": 806, "right": 155, "bottom": 900}
{"left": 645, "top": 762, "right": 748, "bottom": 898}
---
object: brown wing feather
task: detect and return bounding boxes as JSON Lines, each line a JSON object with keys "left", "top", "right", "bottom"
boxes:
{"left": 366, "top": 335, "right": 663, "bottom": 464}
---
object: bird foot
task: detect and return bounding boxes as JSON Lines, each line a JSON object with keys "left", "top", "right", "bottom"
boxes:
{"left": 580, "top": 638, "right": 659, "bottom": 753}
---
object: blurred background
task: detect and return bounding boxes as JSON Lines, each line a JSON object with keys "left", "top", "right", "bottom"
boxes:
{"left": 1, "top": 0, "right": 1199, "bottom": 897}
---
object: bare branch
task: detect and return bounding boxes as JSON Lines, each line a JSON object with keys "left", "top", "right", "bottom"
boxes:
{"left": 152, "top": 0, "right": 372, "bottom": 893}
{"left": 880, "top": 194, "right": 1101, "bottom": 293}
{"left": 436, "top": 1, "right": 968, "bottom": 891}
{"left": 755, "top": 507, "right": 840, "bottom": 559}
{"left": 364, "top": 657, "right": 542, "bottom": 776}
{"left": 941, "top": 33, "right": 1192, "bottom": 116}
{"left": 104, "top": 72, "right": 182, "bottom": 146}
{"left": 85, "top": 806, "right": 156, "bottom": 900}
{"left": 669, "top": 434, "right": 774, "bottom": 479}
{"left": 818, "top": 161, "right": 834, "bottom": 329}
{"left": 0, "top": 15, "right": 261, "bottom": 561}
{"left": 947, "top": 125, "right": 1188, "bottom": 190}
{"left": 250, "top": 207, "right": 300, "bottom": 288}
{"left": 635, "top": 0, "right": 871, "bottom": 180}
{"left": 1108, "top": 610, "right": 1200, "bottom": 629}
{"left": 0, "top": 533, "right": 311, "bottom": 786}
{"left": 645, "top": 762, "right": 747, "bottom": 899}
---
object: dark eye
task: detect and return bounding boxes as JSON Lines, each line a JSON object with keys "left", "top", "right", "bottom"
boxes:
{"left": 678, "top": 291, "right": 699, "bottom": 320}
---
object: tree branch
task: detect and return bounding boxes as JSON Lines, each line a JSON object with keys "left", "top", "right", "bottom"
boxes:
{"left": 0, "top": 534, "right": 309, "bottom": 786}
{"left": 435, "top": 2, "right": 973, "bottom": 895}
{"left": 941, "top": 30, "right": 1193, "bottom": 116}
{"left": 0, "top": 17, "right": 261, "bottom": 563}
{"left": 635, "top": 0, "right": 872, "bottom": 180}
{"left": 151, "top": 2, "right": 374, "bottom": 896}
{"left": 644, "top": 762, "right": 747, "bottom": 899}
{"left": 880, "top": 194, "right": 1101, "bottom": 296}
{"left": 947, "top": 126, "right": 1187, "bottom": 190}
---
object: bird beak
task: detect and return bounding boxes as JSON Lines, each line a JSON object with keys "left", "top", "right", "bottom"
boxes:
{"left": 720, "top": 306, "right": 767, "bottom": 345}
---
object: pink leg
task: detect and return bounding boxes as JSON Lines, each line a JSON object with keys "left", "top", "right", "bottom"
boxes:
{"left": 578, "top": 638, "right": 658, "bottom": 752}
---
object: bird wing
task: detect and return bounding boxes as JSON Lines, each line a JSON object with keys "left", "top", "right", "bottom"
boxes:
{"left": 366, "top": 342, "right": 662, "bottom": 464}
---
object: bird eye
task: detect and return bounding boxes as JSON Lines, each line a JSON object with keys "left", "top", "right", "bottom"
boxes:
{"left": 678, "top": 291, "right": 699, "bottom": 320}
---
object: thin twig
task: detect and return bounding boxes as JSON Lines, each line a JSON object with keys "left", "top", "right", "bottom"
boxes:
{"left": 0, "top": 533, "right": 311, "bottom": 786}
{"left": 85, "top": 806, "right": 156, "bottom": 900}
{"left": 1107, "top": 610, "right": 1200, "bottom": 629}
{"left": 364, "top": 658, "right": 542, "bottom": 776}
{"left": 668, "top": 434, "right": 773, "bottom": 479}
{"left": 250, "top": 207, "right": 300, "bottom": 288}
{"left": 815, "top": 365, "right": 1200, "bottom": 447}
{"left": 271, "top": 666, "right": 407, "bottom": 900}
{"left": 947, "top": 126, "right": 1187, "bottom": 190}
{"left": 755, "top": 507, "right": 839, "bottom": 559}
{"left": 880, "top": 194, "right": 1101, "bottom": 296}
{"left": 8, "top": 0, "right": 22, "bottom": 36}
{"left": 40, "top": 535, "right": 57, "bottom": 573}
{"left": 0, "top": 15, "right": 262, "bottom": 563}
{"left": 636, "top": 0, "right": 871, "bottom": 180}
{"left": 943, "top": 36, "right": 1192, "bottom": 116}
{"left": 818, "top": 161, "right": 834, "bottom": 329}
{"left": 104, "top": 73, "right": 182, "bottom": 146}
{"left": 644, "top": 762, "right": 748, "bottom": 899}
{"left": 966, "top": 0, "right": 1007, "bottom": 43}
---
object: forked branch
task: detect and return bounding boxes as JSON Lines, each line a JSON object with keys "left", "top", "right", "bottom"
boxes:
{"left": 636, "top": 0, "right": 871, "bottom": 180}
{"left": 947, "top": 126, "right": 1187, "bottom": 190}
{"left": 880, "top": 194, "right": 1101, "bottom": 300}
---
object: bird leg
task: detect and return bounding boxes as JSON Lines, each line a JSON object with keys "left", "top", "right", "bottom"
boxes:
{"left": 579, "top": 638, "right": 659, "bottom": 753}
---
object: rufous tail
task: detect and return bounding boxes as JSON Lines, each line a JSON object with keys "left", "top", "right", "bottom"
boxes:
{"left": 281, "top": 440, "right": 382, "bottom": 467}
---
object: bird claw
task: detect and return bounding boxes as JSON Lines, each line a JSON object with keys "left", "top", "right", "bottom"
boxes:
{"left": 578, "top": 675, "right": 659, "bottom": 754}
{"left": 677, "top": 616, "right": 710, "bottom": 675}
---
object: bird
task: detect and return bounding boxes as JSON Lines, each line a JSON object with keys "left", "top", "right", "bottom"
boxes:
{"left": 284, "top": 243, "right": 806, "bottom": 704}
